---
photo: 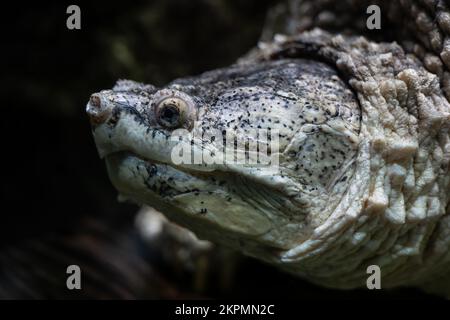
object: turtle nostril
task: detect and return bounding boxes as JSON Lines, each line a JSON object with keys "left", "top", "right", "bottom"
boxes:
{"left": 86, "top": 94, "right": 110, "bottom": 125}
{"left": 90, "top": 94, "right": 101, "bottom": 108}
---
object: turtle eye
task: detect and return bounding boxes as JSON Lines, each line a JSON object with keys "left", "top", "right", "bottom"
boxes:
{"left": 156, "top": 97, "right": 187, "bottom": 128}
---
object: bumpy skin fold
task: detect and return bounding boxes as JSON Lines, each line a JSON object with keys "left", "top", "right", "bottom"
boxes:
{"left": 88, "top": 0, "right": 450, "bottom": 296}
{"left": 243, "top": 29, "right": 450, "bottom": 294}
{"left": 263, "top": 0, "right": 450, "bottom": 101}
{"left": 252, "top": 0, "right": 450, "bottom": 295}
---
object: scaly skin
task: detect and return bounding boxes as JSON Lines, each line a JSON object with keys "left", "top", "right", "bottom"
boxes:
{"left": 87, "top": 0, "right": 450, "bottom": 296}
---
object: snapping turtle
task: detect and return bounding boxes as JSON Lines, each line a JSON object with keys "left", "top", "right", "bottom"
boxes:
{"left": 87, "top": 0, "right": 450, "bottom": 296}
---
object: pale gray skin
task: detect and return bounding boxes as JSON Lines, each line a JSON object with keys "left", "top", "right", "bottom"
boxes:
{"left": 88, "top": 0, "right": 450, "bottom": 296}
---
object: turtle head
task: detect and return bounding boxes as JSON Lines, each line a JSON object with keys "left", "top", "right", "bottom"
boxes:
{"left": 86, "top": 59, "right": 360, "bottom": 260}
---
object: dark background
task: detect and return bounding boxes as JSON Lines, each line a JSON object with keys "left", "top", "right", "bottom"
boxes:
{"left": 0, "top": 0, "right": 437, "bottom": 299}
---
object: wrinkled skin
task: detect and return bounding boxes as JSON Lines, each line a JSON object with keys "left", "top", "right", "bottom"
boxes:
{"left": 88, "top": 0, "right": 450, "bottom": 296}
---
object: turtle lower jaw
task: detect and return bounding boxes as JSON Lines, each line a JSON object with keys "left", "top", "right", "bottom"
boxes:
{"left": 104, "top": 151, "right": 222, "bottom": 200}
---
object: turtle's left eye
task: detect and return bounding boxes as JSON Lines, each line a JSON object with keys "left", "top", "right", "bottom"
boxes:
{"left": 156, "top": 97, "right": 187, "bottom": 128}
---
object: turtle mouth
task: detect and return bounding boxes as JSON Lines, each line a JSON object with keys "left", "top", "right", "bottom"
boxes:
{"left": 104, "top": 150, "right": 224, "bottom": 199}
{"left": 106, "top": 149, "right": 216, "bottom": 178}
